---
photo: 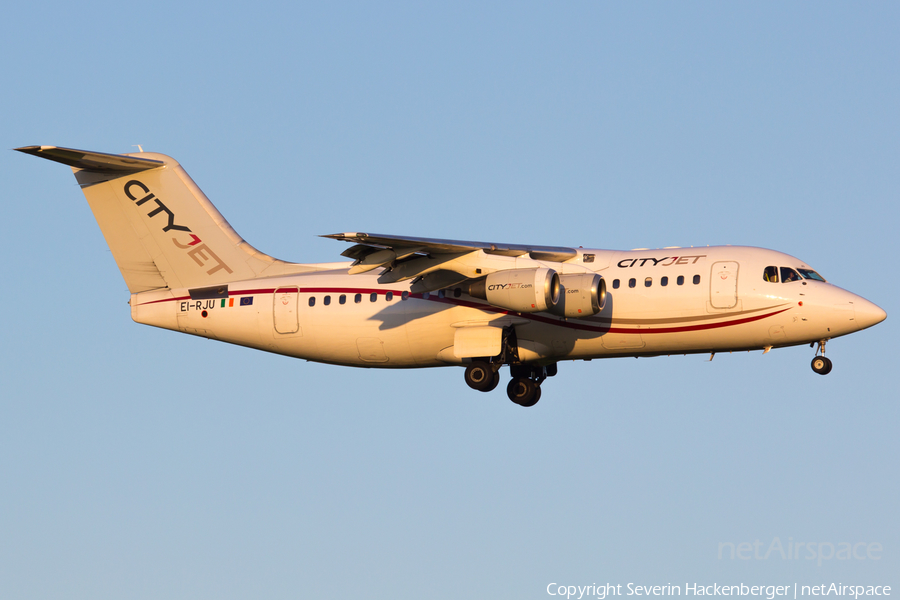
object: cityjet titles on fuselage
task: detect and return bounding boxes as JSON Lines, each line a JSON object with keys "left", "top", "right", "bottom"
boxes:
{"left": 617, "top": 255, "right": 707, "bottom": 268}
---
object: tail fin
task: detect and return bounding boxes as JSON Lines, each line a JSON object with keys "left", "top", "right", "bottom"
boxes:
{"left": 16, "top": 146, "right": 312, "bottom": 292}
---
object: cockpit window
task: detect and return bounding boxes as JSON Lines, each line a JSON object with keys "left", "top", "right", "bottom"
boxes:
{"left": 798, "top": 268, "right": 826, "bottom": 282}
{"left": 780, "top": 267, "right": 802, "bottom": 283}
{"left": 763, "top": 266, "right": 778, "bottom": 283}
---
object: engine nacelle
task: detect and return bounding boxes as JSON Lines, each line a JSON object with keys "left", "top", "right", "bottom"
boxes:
{"left": 469, "top": 268, "right": 560, "bottom": 313}
{"left": 553, "top": 273, "right": 606, "bottom": 318}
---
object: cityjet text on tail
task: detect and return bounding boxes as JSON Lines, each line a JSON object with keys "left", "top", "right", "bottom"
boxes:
{"left": 16, "top": 146, "right": 886, "bottom": 407}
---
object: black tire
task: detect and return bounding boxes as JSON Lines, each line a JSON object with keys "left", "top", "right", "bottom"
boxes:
{"left": 465, "top": 361, "right": 494, "bottom": 391}
{"left": 811, "top": 356, "right": 833, "bottom": 375}
{"left": 507, "top": 377, "right": 538, "bottom": 406}
{"left": 518, "top": 385, "right": 541, "bottom": 407}
{"left": 483, "top": 371, "right": 501, "bottom": 392}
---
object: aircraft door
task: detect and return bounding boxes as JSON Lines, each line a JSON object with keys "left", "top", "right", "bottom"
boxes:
{"left": 273, "top": 287, "right": 301, "bottom": 334}
{"left": 709, "top": 261, "right": 739, "bottom": 309}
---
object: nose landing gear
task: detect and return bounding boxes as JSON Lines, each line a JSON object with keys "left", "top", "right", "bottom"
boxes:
{"left": 811, "top": 340, "right": 833, "bottom": 375}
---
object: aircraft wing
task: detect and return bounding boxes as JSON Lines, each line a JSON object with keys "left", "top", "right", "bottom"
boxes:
{"left": 323, "top": 232, "right": 577, "bottom": 260}
{"left": 322, "top": 232, "right": 578, "bottom": 291}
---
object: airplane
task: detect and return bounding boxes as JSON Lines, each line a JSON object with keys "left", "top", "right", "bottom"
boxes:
{"left": 16, "top": 145, "right": 887, "bottom": 407}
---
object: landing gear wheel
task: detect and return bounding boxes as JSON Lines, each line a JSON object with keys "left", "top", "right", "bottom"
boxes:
{"left": 465, "top": 361, "right": 495, "bottom": 391}
{"left": 484, "top": 371, "right": 500, "bottom": 392}
{"left": 519, "top": 386, "right": 541, "bottom": 407}
{"left": 507, "top": 377, "right": 540, "bottom": 407}
{"left": 811, "top": 356, "right": 833, "bottom": 375}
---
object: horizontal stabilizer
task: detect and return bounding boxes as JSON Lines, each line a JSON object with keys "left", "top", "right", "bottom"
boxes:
{"left": 15, "top": 146, "right": 164, "bottom": 173}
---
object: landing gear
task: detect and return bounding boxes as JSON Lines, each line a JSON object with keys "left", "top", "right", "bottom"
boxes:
{"left": 461, "top": 326, "right": 554, "bottom": 406}
{"left": 505, "top": 364, "right": 554, "bottom": 407}
{"left": 507, "top": 378, "right": 541, "bottom": 406}
{"left": 462, "top": 361, "right": 555, "bottom": 406}
{"left": 811, "top": 339, "right": 833, "bottom": 375}
{"left": 464, "top": 361, "right": 498, "bottom": 392}
{"left": 485, "top": 371, "right": 501, "bottom": 392}
{"left": 811, "top": 355, "right": 833, "bottom": 375}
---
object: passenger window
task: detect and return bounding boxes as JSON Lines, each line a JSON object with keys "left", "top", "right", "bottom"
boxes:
{"left": 323, "top": 295, "right": 331, "bottom": 306}
{"left": 354, "top": 293, "right": 362, "bottom": 304}
{"left": 402, "top": 291, "right": 409, "bottom": 300}
{"left": 612, "top": 279, "right": 620, "bottom": 289}
{"left": 661, "top": 276, "right": 668, "bottom": 286}
{"left": 693, "top": 274, "right": 700, "bottom": 285}
{"left": 780, "top": 267, "right": 801, "bottom": 283}
{"left": 454, "top": 288, "right": 462, "bottom": 298}
{"left": 386, "top": 292, "right": 393, "bottom": 301}
{"left": 339, "top": 294, "right": 346, "bottom": 305}
{"left": 763, "top": 266, "right": 779, "bottom": 283}
{"left": 645, "top": 277, "right": 652, "bottom": 287}
{"left": 370, "top": 292, "right": 378, "bottom": 302}
{"left": 677, "top": 275, "right": 684, "bottom": 286}
{"left": 628, "top": 278, "right": 636, "bottom": 288}
{"left": 308, "top": 297, "right": 315, "bottom": 307}
{"left": 438, "top": 290, "right": 445, "bottom": 299}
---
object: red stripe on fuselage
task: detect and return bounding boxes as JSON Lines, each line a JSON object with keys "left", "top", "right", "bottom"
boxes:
{"left": 136, "top": 286, "right": 791, "bottom": 334}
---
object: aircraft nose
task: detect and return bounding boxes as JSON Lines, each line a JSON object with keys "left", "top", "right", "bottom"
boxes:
{"left": 853, "top": 297, "right": 887, "bottom": 330}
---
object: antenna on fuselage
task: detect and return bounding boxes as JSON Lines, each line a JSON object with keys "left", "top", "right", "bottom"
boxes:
{"left": 132, "top": 144, "right": 144, "bottom": 153}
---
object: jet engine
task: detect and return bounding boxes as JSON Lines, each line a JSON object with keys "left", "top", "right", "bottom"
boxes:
{"left": 469, "top": 268, "right": 560, "bottom": 313}
{"left": 553, "top": 273, "right": 606, "bottom": 318}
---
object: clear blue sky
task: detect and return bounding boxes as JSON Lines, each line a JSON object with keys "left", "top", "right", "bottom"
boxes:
{"left": 1, "top": 2, "right": 897, "bottom": 598}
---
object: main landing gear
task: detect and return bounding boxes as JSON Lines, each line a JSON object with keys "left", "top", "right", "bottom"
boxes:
{"left": 462, "top": 325, "right": 556, "bottom": 407}
{"left": 810, "top": 339, "right": 833, "bottom": 375}
{"left": 507, "top": 363, "right": 556, "bottom": 407}
{"left": 464, "top": 362, "right": 500, "bottom": 392}
{"left": 464, "top": 360, "right": 557, "bottom": 407}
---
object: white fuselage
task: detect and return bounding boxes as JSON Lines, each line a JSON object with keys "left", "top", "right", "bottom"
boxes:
{"left": 130, "top": 245, "right": 885, "bottom": 368}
